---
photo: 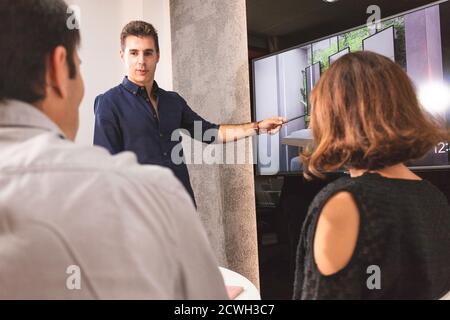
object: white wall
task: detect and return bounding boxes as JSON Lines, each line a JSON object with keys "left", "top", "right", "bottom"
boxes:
{"left": 66, "top": 0, "right": 172, "bottom": 146}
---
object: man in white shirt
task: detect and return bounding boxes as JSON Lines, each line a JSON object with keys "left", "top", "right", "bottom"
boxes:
{"left": 0, "top": 0, "right": 227, "bottom": 299}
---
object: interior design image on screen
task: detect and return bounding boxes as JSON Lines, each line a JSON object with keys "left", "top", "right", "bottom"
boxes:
{"left": 252, "top": 1, "right": 450, "bottom": 175}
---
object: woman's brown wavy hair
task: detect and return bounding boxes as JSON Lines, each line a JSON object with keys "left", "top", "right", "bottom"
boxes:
{"left": 302, "top": 51, "right": 449, "bottom": 179}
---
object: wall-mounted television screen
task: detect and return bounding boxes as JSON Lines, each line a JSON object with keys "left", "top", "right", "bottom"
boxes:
{"left": 252, "top": 1, "right": 450, "bottom": 175}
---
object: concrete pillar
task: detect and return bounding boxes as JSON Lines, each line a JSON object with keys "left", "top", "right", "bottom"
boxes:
{"left": 170, "top": 0, "right": 259, "bottom": 288}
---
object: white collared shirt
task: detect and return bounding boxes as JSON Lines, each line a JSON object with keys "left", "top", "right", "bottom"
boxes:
{"left": 0, "top": 100, "right": 228, "bottom": 299}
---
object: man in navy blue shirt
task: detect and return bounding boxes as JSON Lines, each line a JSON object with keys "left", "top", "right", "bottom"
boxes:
{"left": 94, "top": 21, "right": 285, "bottom": 204}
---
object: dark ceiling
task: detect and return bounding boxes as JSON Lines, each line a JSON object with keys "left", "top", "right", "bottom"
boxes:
{"left": 246, "top": 0, "right": 442, "bottom": 52}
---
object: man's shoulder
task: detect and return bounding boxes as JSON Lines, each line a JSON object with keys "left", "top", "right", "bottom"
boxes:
{"left": 97, "top": 84, "right": 122, "bottom": 100}
{"left": 99, "top": 83, "right": 123, "bottom": 98}
{"left": 64, "top": 144, "right": 197, "bottom": 232}
{"left": 63, "top": 142, "right": 187, "bottom": 195}
{"left": 159, "top": 88, "right": 184, "bottom": 101}
{"left": 94, "top": 84, "right": 123, "bottom": 112}
{"left": 5, "top": 134, "right": 188, "bottom": 200}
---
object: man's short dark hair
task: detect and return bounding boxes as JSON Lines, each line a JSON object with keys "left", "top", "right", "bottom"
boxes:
{"left": 121, "top": 21, "right": 159, "bottom": 53}
{"left": 0, "top": 0, "right": 81, "bottom": 103}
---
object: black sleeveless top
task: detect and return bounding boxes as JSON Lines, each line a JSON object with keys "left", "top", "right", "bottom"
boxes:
{"left": 293, "top": 172, "right": 450, "bottom": 299}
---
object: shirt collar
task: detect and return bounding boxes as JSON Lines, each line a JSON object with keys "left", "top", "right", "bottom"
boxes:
{"left": 121, "top": 76, "right": 160, "bottom": 96}
{"left": 0, "top": 99, "right": 65, "bottom": 137}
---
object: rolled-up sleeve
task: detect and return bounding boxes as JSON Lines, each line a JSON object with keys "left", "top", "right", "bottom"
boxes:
{"left": 93, "top": 95, "right": 124, "bottom": 154}
{"left": 178, "top": 94, "right": 219, "bottom": 144}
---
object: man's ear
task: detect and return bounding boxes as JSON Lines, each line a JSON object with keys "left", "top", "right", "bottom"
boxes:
{"left": 46, "top": 46, "right": 68, "bottom": 99}
{"left": 120, "top": 49, "right": 125, "bottom": 62}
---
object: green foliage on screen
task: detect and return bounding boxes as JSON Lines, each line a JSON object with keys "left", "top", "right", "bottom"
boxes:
{"left": 300, "top": 16, "right": 405, "bottom": 128}
{"left": 312, "top": 41, "right": 339, "bottom": 71}
{"left": 311, "top": 16, "right": 405, "bottom": 72}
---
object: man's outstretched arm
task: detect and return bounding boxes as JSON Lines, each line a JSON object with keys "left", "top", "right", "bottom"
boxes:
{"left": 218, "top": 116, "right": 286, "bottom": 143}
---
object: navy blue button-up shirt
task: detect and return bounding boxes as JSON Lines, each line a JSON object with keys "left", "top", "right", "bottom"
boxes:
{"left": 93, "top": 77, "right": 219, "bottom": 203}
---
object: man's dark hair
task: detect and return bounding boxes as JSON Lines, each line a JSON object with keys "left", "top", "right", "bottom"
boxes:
{"left": 0, "top": 0, "right": 81, "bottom": 103}
{"left": 121, "top": 21, "right": 159, "bottom": 53}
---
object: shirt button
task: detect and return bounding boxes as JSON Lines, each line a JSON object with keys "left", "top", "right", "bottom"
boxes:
{"left": 163, "top": 152, "right": 168, "bottom": 156}
{"left": 153, "top": 114, "right": 157, "bottom": 118}
{"left": 160, "top": 133, "right": 164, "bottom": 138}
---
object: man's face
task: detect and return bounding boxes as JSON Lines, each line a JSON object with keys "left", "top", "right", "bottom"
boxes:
{"left": 121, "top": 35, "right": 159, "bottom": 86}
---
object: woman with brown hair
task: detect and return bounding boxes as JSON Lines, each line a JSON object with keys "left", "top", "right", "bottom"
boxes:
{"left": 293, "top": 51, "right": 450, "bottom": 299}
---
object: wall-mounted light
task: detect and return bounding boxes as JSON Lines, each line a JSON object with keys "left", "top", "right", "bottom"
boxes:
{"left": 323, "top": 0, "right": 340, "bottom": 3}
